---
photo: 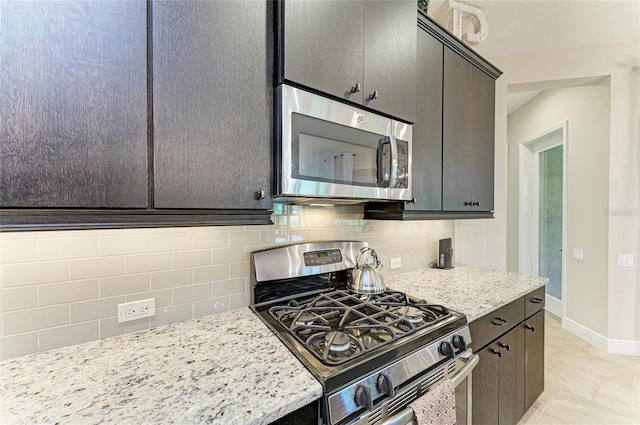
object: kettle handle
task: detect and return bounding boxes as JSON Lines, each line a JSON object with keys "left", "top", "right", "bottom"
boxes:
{"left": 356, "top": 247, "right": 383, "bottom": 269}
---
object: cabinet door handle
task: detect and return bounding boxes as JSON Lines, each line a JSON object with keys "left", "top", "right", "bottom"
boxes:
{"left": 368, "top": 90, "right": 378, "bottom": 100}
{"left": 530, "top": 297, "right": 543, "bottom": 304}
{"left": 472, "top": 201, "right": 480, "bottom": 206}
{"left": 351, "top": 83, "right": 361, "bottom": 93}
{"left": 525, "top": 325, "right": 535, "bottom": 332}
{"left": 464, "top": 201, "right": 472, "bottom": 206}
{"left": 498, "top": 343, "right": 511, "bottom": 351}
{"left": 490, "top": 349, "right": 502, "bottom": 358}
{"left": 255, "top": 189, "right": 266, "bottom": 200}
{"left": 492, "top": 317, "right": 507, "bottom": 326}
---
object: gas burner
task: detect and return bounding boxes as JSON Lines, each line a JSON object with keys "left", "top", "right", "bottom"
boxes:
{"left": 325, "top": 331, "right": 351, "bottom": 352}
{"left": 402, "top": 306, "right": 425, "bottom": 324}
{"left": 295, "top": 311, "right": 317, "bottom": 327}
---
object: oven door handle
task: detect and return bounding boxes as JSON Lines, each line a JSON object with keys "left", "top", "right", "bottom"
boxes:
{"left": 377, "top": 407, "right": 414, "bottom": 425}
{"left": 451, "top": 353, "right": 479, "bottom": 387}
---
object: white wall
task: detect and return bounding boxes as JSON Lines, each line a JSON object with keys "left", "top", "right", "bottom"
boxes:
{"left": 462, "top": 41, "right": 639, "bottom": 352}
{"left": 508, "top": 85, "right": 611, "bottom": 337}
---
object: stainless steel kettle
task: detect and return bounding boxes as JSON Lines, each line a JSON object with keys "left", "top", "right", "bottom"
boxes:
{"left": 348, "top": 247, "right": 385, "bottom": 295}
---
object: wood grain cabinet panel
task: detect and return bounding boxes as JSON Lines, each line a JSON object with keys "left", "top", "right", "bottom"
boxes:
{"left": 0, "top": 0, "right": 148, "bottom": 208}
{"left": 152, "top": 0, "right": 272, "bottom": 210}
{"left": 524, "top": 310, "right": 545, "bottom": 411}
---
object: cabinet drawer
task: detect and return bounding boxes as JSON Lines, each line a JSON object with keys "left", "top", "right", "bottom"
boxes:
{"left": 470, "top": 296, "right": 524, "bottom": 351}
{"left": 525, "top": 286, "right": 545, "bottom": 318}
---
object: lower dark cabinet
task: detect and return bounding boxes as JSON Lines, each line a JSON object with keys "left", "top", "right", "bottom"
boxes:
{"left": 472, "top": 325, "right": 525, "bottom": 425}
{"left": 471, "top": 289, "right": 545, "bottom": 425}
{"left": 525, "top": 310, "right": 545, "bottom": 411}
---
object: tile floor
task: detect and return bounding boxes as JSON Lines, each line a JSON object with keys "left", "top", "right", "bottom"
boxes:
{"left": 517, "top": 314, "right": 640, "bottom": 424}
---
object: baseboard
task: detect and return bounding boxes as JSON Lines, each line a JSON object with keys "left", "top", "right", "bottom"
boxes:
{"left": 607, "top": 338, "right": 640, "bottom": 356}
{"left": 564, "top": 318, "right": 640, "bottom": 356}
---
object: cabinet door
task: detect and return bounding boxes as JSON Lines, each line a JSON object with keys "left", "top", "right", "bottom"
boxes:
{"left": 498, "top": 326, "right": 526, "bottom": 425}
{"left": 406, "top": 28, "right": 442, "bottom": 211}
{"left": 442, "top": 48, "right": 473, "bottom": 211}
{"left": 0, "top": 1, "right": 148, "bottom": 208}
{"left": 470, "top": 65, "right": 495, "bottom": 212}
{"left": 281, "top": 0, "right": 363, "bottom": 103}
{"left": 524, "top": 311, "right": 545, "bottom": 411}
{"left": 472, "top": 345, "right": 500, "bottom": 425}
{"left": 153, "top": 1, "right": 272, "bottom": 209}
{"left": 363, "top": 0, "right": 416, "bottom": 122}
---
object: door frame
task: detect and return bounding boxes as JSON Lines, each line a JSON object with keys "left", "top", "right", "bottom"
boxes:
{"left": 518, "top": 121, "right": 568, "bottom": 323}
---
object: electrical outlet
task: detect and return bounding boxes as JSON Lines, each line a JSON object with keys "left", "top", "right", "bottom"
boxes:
{"left": 573, "top": 248, "right": 584, "bottom": 261}
{"left": 618, "top": 254, "right": 634, "bottom": 267}
{"left": 118, "top": 298, "right": 155, "bottom": 323}
{"left": 390, "top": 257, "right": 402, "bottom": 269}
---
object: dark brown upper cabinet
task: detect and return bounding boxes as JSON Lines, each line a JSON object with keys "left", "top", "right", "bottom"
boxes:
{"left": 364, "top": 12, "right": 501, "bottom": 220}
{"left": 152, "top": 0, "right": 272, "bottom": 211}
{"left": 0, "top": 1, "right": 148, "bottom": 209}
{"left": 442, "top": 47, "right": 495, "bottom": 213}
{"left": 277, "top": 0, "right": 417, "bottom": 123}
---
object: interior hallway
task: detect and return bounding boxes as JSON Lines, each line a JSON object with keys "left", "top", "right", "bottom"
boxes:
{"left": 517, "top": 314, "right": 640, "bottom": 424}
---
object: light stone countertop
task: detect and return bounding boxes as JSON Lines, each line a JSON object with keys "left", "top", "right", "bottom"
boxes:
{"left": 385, "top": 264, "right": 548, "bottom": 322}
{"left": 0, "top": 264, "right": 546, "bottom": 425}
{"left": 0, "top": 308, "right": 323, "bottom": 425}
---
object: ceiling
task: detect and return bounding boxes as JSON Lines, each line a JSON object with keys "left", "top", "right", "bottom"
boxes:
{"left": 427, "top": 0, "right": 640, "bottom": 59}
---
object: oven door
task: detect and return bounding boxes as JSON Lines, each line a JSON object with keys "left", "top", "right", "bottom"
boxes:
{"left": 372, "top": 353, "right": 479, "bottom": 425}
{"left": 276, "top": 84, "right": 412, "bottom": 202}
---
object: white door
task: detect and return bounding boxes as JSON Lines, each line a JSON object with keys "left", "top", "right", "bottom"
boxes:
{"left": 519, "top": 123, "right": 567, "bottom": 321}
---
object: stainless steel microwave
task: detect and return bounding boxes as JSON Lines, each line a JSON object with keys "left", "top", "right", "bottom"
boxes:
{"left": 275, "top": 84, "right": 412, "bottom": 204}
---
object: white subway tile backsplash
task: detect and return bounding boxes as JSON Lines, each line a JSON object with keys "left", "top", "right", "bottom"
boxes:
{"left": 100, "top": 236, "right": 150, "bottom": 256}
{"left": 211, "top": 247, "right": 244, "bottom": 265}
{"left": 70, "top": 257, "right": 125, "bottom": 280}
{"left": 194, "top": 265, "right": 229, "bottom": 284}
{"left": 150, "top": 233, "right": 192, "bottom": 253}
{"left": 39, "top": 238, "right": 100, "bottom": 261}
{"left": 229, "top": 262, "right": 250, "bottom": 279}
{"left": 3, "top": 305, "right": 69, "bottom": 335}
{"left": 150, "top": 304, "right": 193, "bottom": 328}
{"left": 126, "top": 289, "right": 172, "bottom": 308}
{"left": 150, "top": 269, "right": 192, "bottom": 290}
{"left": 173, "top": 249, "right": 210, "bottom": 269}
{"left": 194, "top": 296, "right": 229, "bottom": 318}
{"left": 3, "top": 261, "right": 69, "bottom": 288}
{"left": 39, "top": 322, "right": 99, "bottom": 352}
{"left": 0, "top": 332, "right": 38, "bottom": 360}
{"left": 212, "top": 278, "right": 245, "bottom": 297}
{"left": 70, "top": 297, "right": 124, "bottom": 323}
{"left": 126, "top": 253, "right": 173, "bottom": 274}
{"left": 193, "top": 232, "right": 229, "bottom": 249}
{"left": 229, "top": 231, "right": 259, "bottom": 247}
{"left": 173, "top": 283, "right": 211, "bottom": 305}
{"left": 100, "top": 274, "right": 150, "bottom": 297}
{"left": 0, "top": 240, "right": 38, "bottom": 264}
{"left": 0, "top": 287, "right": 38, "bottom": 312}
{"left": 0, "top": 205, "right": 454, "bottom": 359}
{"left": 100, "top": 316, "right": 149, "bottom": 339}
{"left": 39, "top": 280, "right": 99, "bottom": 306}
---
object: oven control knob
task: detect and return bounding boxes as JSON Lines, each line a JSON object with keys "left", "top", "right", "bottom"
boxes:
{"left": 439, "top": 341, "right": 455, "bottom": 359}
{"left": 452, "top": 334, "right": 467, "bottom": 351}
{"left": 354, "top": 385, "right": 374, "bottom": 411}
{"left": 376, "top": 373, "right": 395, "bottom": 397}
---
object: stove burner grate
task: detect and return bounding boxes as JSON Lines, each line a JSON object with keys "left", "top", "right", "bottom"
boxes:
{"left": 268, "top": 289, "right": 453, "bottom": 366}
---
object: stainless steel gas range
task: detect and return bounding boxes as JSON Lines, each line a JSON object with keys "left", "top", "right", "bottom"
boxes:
{"left": 250, "top": 241, "right": 478, "bottom": 425}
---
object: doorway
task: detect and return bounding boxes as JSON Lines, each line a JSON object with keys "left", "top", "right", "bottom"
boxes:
{"left": 519, "top": 122, "right": 567, "bottom": 321}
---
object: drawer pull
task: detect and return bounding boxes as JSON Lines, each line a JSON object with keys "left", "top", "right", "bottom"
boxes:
{"left": 492, "top": 317, "right": 507, "bottom": 326}
{"left": 498, "top": 343, "right": 511, "bottom": 351}
{"left": 530, "top": 297, "right": 544, "bottom": 304}
{"left": 490, "top": 349, "right": 502, "bottom": 358}
{"left": 525, "top": 325, "right": 535, "bottom": 332}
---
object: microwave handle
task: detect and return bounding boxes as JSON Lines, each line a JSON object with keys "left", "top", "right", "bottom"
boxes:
{"left": 388, "top": 135, "right": 398, "bottom": 188}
